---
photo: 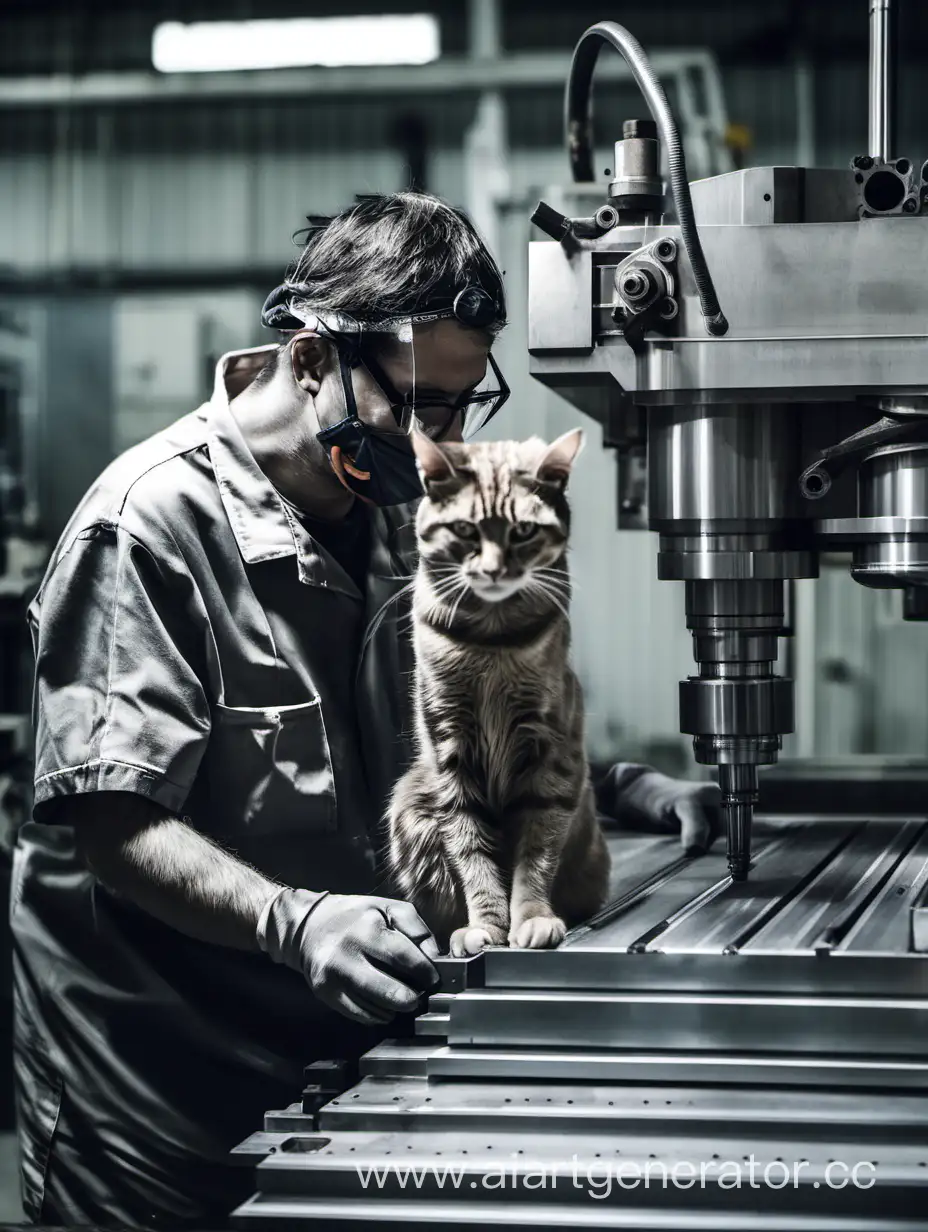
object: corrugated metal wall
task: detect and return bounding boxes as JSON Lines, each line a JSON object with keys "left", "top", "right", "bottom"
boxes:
{"left": 0, "top": 64, "right": 884, "bottom": 273}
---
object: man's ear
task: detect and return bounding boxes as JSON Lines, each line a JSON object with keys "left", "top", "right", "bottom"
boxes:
{"left": 289, "top": 332, "right": 330, "bottom": 395}
{"left": 412, "top": 430, "right": 458, "bottom": 484}
{"left": 534, "top": 428, "right": 585, "bottom": 485}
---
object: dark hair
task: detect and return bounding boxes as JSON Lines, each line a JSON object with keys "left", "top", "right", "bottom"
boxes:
{"left": 271, "top": 192, "right": 506, "bottom": 336}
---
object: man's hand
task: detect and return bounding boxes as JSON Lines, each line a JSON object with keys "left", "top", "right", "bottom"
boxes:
{"left": 258, "top": 890, "right": 440, "bottom": 1025}
{"left": 596, "top": 764, "right": 721, "bottom": 856}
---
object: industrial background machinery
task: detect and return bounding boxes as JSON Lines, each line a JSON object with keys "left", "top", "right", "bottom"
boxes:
{"left": 231, "top": 2, "right": 928, "bottom": 1227}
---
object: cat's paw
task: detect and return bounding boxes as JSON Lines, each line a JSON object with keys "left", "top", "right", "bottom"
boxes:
{"left": 509, "top": 914, "right": 567, "bottom": 949}
{"left": 449, "top": 924, "right": 507, "bottom": 956}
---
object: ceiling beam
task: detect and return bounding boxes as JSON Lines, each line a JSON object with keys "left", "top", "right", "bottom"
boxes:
{"left": 0, "top": 49, "right": 716, "bottom": 108}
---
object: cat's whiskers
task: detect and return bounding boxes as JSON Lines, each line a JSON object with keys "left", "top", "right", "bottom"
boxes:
{"left": 425, "top": 573, "right": 467, "bottom": 606}
{"left": 444, "top": 579, "right": 472, "bottom": 627}
{"left": 524, "top": 578, "right": 571, "bottom": 621}
{"left": 534, "top": 566, "right": 574, "bottom": 593}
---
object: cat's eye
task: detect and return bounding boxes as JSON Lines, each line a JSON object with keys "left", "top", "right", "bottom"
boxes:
{"left": 510, "top": 522, "right": 537, "bottom": 542}
{"left": 451, "top": 521, "right": 479, "bottom": 539}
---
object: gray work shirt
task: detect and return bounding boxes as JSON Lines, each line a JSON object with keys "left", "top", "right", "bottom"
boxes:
{"left": 11, "top": 345, "right": 418, "bottom": 1224}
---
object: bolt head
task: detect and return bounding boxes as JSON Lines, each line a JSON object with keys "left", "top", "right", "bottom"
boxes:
{"left": 905, "top": 197, "right": 918, "bottom": 213}
{"left": 853, "top": 155, "right": 874, "bottom": 171}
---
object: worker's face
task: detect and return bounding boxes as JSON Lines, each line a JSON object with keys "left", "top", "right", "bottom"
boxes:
{"left": 308, "top": 319, "right": 492, "bottom": 445}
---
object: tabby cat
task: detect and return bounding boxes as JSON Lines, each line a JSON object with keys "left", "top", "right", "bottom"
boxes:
{"left": 386, "top": 428, "right": 610, "bottom": 956}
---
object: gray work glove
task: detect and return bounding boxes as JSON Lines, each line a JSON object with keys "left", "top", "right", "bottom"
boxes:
{"left": 257, "top": 888, "right": 440, "bottom": 1025}
{"left": 595, "top": 763, "right": 721, "bottom": 856}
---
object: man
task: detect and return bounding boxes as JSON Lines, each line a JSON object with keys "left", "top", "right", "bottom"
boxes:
{"left": 12, "top": 191, "right": 719, "bottom": 1227}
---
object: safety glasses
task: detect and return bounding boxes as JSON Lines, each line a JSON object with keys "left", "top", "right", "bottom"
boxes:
{"left": 360, "top": 349, "right": 510, "bottom": 441}
{"left": 313, "top": 316, "right": 510, "bottom": 442}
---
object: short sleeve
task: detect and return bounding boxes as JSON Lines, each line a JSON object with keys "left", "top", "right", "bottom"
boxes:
{"left": 29, "top": 521, "right": 211, "bottom": 819}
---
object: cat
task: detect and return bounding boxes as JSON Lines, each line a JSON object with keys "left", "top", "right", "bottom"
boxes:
{"left": 386, "top": 427, "right": 610, "bottom": 957}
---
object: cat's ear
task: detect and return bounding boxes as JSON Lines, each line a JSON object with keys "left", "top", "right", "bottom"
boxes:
{"left": 534, "top": 428, "right": 584, "bottom": 486}
{"left": 412, "top": 429, "right": 458, "bottom": 485}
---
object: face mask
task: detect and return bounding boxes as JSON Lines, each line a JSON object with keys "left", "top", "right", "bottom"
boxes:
{"left": 315, "top": 353, "right": 424, "bottom": 507}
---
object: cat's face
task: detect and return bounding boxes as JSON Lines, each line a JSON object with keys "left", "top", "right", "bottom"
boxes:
{"left": 413, "top": 431, "right": 583, "bottom": 604}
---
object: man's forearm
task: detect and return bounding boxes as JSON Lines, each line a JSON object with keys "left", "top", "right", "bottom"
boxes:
{"left": 71, "top": 793, "right": 279, "bottom": 951}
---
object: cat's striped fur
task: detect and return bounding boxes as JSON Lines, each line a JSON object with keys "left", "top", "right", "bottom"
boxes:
{"left": 386, "top": 429, "right": 610, "bottom": 956}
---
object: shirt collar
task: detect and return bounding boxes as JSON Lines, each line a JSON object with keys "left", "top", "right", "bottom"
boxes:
{"left": 204, "top": 345, "right": 354, "bottom": 594}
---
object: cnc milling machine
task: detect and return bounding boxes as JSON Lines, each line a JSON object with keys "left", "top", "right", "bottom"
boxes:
{"left": 231, "top": 5, "right": 928, "bottom": 1227}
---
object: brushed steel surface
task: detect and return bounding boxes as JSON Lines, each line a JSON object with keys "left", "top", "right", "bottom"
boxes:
{"left": 679, "top": 677, "right": 793, "bottom": 737}
{"left": 839, "top": 831, "right": 928, "bottom": 951}
{"left": 427, "top": 1046, "right": 928, "bottom": 1089}
{"left": 530, "top": 220, "right": 928, "bottom": 400}
{"left": 648, "top": 405, "right": 801, "bottom": 525}
{"left": 910, "top": 879, "right": 928, "bottom": 951}
{"left": 235, "top": 816, "right": 928, "bottom": 1232}
{"left": 859, "top": 445, "right": 928, "bottom": 519}
{"left": 448, "top": 989, "right": 928, "bottom": 1055}
{"left": 743, "top": 819, "right": 924, "bottom": 950}
{"left": 360, "top": 1043, "right": 435, "bottom": 1080}
{"left": 638, "top": 821, "right": 857, "bottom": 953}
{"left": 235, "top": 1126, "right": 928, "bottom": 1220}
{"left": 233, "top": 1194, "right": 928, "bottom": 1230}
{"left": 486, "top": 947, "right": 928, "bottom": 994}
{"left": 527, "top": 244, "right": 593, "bottom": 355}
{"left": 318, "top": 1075, "right": 928, "bottom": 1141}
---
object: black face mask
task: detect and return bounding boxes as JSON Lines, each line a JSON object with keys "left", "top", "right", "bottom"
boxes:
{"left": 315, "top": 353, "right": 424, "bottom": 507}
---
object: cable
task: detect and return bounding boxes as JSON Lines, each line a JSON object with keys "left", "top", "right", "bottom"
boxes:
{"left": 566, "top": 20, "right": 728, "bottom": 337}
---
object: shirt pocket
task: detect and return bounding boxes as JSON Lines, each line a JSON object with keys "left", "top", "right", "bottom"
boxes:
{"left": 206, "top": 698, "right": 337, "bottom": 841}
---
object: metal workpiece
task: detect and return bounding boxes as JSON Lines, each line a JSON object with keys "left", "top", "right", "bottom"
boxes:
{"left": 428, "top": 1045, "right": 928, "bottom": 1090}
{"left": 317, "top": 1074, "right": 928, "bottom": 1142}
{"left": 519, "top": 818, "right": 928, "bottom": 959}
{"left": 234, "top": 822, "right": 928, "bottom": 1228}
{"left": 746, "top": 818, "right": 925, "bottom": 951}
{"left": 235, "top": 1125, "right": 928, "bottom": 1228}
{"left": 448, "top": 987, "right": 928, "bottom": 1055}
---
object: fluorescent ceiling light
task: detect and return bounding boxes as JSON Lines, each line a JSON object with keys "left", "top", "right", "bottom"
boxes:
{"left": 152, "top": 15, "right": 440, "bottom": 73}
